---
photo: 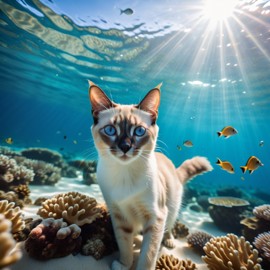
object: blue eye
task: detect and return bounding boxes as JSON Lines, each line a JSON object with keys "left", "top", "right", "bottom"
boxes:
{"left": 134, "top": 126, "right": 146, "bottom": 137}
{"left": 104, "top": 125, "right": 116, "bottom": 136}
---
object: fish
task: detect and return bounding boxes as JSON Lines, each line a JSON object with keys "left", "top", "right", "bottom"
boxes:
{"left": 176, "top": 145, "right": 182, "bottom": 151}
{"left": 63, "top": 135, "right": 67, "bottom": 140}
{"left": 259, "top": 140, "right": 264, "bottom": 147}
{"left": 241, "top": 176, "right": 245, "bottom": 181}
{"left": 240, "top": 156, "right": 263, "bottom": 174}
{"left": 5, "top": 137, "right": 13, "bottom": 144}
{"left": 217, "top": 126, "right": 238, "bottom": 138}
{"left": 120, "top": 8, "right": 134, "bottom": 15}
{"left": 216, "top": 158, "right": 234, "bottom": 174}
{"left": 73, "top": 140, "right": 77, "bottom": 144}
{"left": 183, "top": 140, "right": 193, "bottom": 147}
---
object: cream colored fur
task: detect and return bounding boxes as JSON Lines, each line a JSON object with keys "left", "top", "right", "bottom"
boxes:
{"left": 89, "top": 83, "right": 213, "bottom": 270}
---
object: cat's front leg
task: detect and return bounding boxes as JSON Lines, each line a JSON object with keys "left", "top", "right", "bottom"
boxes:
{"left": 110, "top": 211, "right": 134, "bottom": 270}
{"left": 136, "top": 210, "right": 167, "bottom": 270}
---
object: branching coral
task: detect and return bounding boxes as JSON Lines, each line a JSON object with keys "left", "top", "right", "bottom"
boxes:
{"left": 254, "top": 232, "right": 270, "bottom": 261}
{"left": 155, "top": 254, "right": 197, "bottom": 270}
{"left": 0, "top": 214, "right": 22, "bottom": 268}
{"left": 0, "top": 200, "right": 25, "bottom": 234}
{"left": 202, "top": 233, "right": 262, "bottom": 270}
{"left": 25, "top": 218, "right": 81, "bottom": 260}
{"left": 37, "top": 192, "right": 103, "bottom": 226}
{"left": 172, "top": 220, "right": 189, "bottom": 239}
{"left": 0, "top": 191, "right": 23, "bottom": 208}
{"left": 186, "top": 231, "right": 213, "bottom": 253}
{"left": 253, "top": 205, "right": 270, "bottom": 221}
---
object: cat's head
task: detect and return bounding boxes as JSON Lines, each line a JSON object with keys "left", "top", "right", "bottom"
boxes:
{"left": 89, "top": 81, "right": 161, "bottom": 164}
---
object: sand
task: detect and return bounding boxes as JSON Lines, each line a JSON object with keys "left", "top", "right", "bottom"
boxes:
{"left": 9, "top": 176, "right": 224, "bottom": 270}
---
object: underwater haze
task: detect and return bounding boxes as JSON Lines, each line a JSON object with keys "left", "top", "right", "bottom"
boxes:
{"left": 1, "top": 0, "right": 270, "bottom": 195}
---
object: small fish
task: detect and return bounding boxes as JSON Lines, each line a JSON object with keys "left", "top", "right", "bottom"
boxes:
{"left": 5, "top": 137, "right": 13, "bottom": 144}
{"left": 241, "top": 176, "right": 245, "bottom": 181}
{"left": 259, "top": 140, "right": 264, "bottom": 147}
{"left": 217, "top": 126, "right": 238, "bottom": 138}
{"left": 63, "top": 135, "right": 67, "bottom": 140}
{"left": 176, "top": 145, "right": 182, "bottom": 151}
{"left": 120, "top": 8, "right": 134, "bottom": 15}
{"left": 73, "top": 140, "right": 77, "bottom": 144}
{"left": 59, "top": 147, "right": 64, "bottom": 151}
{"left": 183, "top": 140, "right": 193, "bottom": 147}
{"left": 216, "top": 158, "right": 234, "bottom": 174}
{"left": 240, "top": 156, "right": 263, "bottom": 174}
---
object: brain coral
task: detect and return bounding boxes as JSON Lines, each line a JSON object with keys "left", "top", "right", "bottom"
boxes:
{"left": 37, "top": 192, "right": 103, "bottom": 226}
{"left": 0, "top": 214, "right": 22, "bottom": 268}
{"left": 0, "top": 200, "right": 25, "bottom": 234}
{"left": 25, "top": 218, "right": 81, "bottom": 260}
{"left": 253, "top": 205, "right": 270, "bottom": 221}
{"left": 202, "top": 233, "right": 262, "bottom": 270}
{"left": 155, "top": 254, "right": 197, "bottom": 270}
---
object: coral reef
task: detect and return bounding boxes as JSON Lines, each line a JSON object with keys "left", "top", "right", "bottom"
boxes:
{"left": 186, "top": 231, "right": 213, "bottom": 253}
{"left": 0, "top": 214, "right": 22, "bottom": 268}
{"left": 80, "top": 204, "right": 118, "bottom": 259}
{"left": 0, "top": 155, "right": 34, "bottom": 204}
{"left": 208, "top": 196, "right": 250, "bottom": 233}
{"left": 21, "top": 147, "right": 64, "bottom": 167}
{"left": 0, "top": 191, "right": 24, "bottom": 208}
{"left": 0, "top": 200, "right": 25, "bottom": 234}
{"left": 25, "top": 218, "right": 81, "bottom": 260}
{"left": 253, "top": 205, "right": 270, "bottom": 221}
{"left": 16, "top": 157, "right": 61, "bottom": 185}
{"left": 155, "top": 254, "right": 197, "bottom": 270}
{"left": 172, "top": 220, "right": 189, "bottom": 239}
{"left": 69, "top": 160, "right": 97, "bottom": 185}
{"left": 37, "top": 192, "right": 103, "bottom": 226}
{"left": 202, "top": 233, "right": 262, "bottom": 270}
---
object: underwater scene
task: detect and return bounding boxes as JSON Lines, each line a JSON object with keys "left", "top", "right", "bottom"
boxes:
{"left": 0, "top": 0, "right": 270, "bottom": 269}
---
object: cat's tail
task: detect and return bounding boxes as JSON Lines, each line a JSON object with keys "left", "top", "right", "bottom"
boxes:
{"left": 176, "top": 156, "right": 213, "bottom": 184}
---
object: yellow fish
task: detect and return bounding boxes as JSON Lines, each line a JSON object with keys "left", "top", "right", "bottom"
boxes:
{"left": 217, "top": 126, "right": 238, "bottom": 138}
{"left": 183, "top": 140, "right": 193, "bottom": 147}
{"left": 176, "top": 145, "right": 182, "bottom": 151}
{"left": 216, "top": 158, "right": 234, "bottom": 174}
{"left": 5, "top": 137, "right": 13, "bottom": 144}
{"left": 240, "top": 156, "right": 263, "bottom": 174}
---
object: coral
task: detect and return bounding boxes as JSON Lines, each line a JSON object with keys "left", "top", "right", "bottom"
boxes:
{"left": 69, "top": 160, "right": 97, "bottom": 185}
{"left": 0, "top": 146, "right": 21, "bottom": 158}
{"left": 155, "top": 254, "right": 197, "bottom": 270}
{"left": 37, "top": 192, "right": 103, "bottom": 226}
{"left": 0, "top": 154, "right": 34, "bottom": 190}
{"left": 25, "top": 218, "right": 82, "bottom": 260}
{"left": 0, "top": 191, "right": 23, "bottom": 208}
{"left": 202, "top": 233, "right": 262, "bottom": 270}
{"left": 208, "top": 196, "right": 250, "bottom": 233}
{"left": 80, "top": 204, "right": 118, "bottom": 259}
{"left": 0, "top": 214, "right": 22, "bottom": 268}
{"left": 253, "top": 205, "right": 270, "bottom": 221}
{"left": 172, "top": 220, "right": 189, "bottom": 239}
{"left": 186, "top": 231, "right": 213, "bottom": 253}
{"left": 34, "top": 197, "right": 50, "bottom": 206}
{"left": 254, "top": 232, "right": 270, "bottom": 261}
{"left": 216, "top": 186, "right": 245, "bottom": 198}
{"left": 0, "top": 200, "right": 25, "bottom": 234}
{"left": 21, "top": 147, "right": 64, "bottom": 167}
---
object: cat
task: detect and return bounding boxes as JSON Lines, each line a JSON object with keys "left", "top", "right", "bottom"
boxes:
{"left": 88, "top": 81, "right": 213, "bottom": 270}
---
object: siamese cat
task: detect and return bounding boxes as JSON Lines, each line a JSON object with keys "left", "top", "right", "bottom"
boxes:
{"left": 88, "top": 81, "right": 213, "bottom": 270}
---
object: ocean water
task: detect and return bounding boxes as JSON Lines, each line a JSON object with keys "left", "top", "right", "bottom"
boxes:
{"left": 1, "top": 0, "right": 270, "bottom": 196}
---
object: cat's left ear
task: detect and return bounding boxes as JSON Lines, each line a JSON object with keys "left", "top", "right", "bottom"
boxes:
{"left": 136, "top": 83, "right": 161, "bottom": 124}
{"left": 88, "top": 81, "right": 115, "bottom": 124}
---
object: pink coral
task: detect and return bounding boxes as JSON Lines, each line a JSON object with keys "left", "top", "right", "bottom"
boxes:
{"left": 25, "top": 218, "right": 81, "bottom": 260}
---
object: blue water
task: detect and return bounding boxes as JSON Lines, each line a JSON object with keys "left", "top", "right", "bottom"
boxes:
{"left": 1, "top": 0, "right": 270, "bottom": 195}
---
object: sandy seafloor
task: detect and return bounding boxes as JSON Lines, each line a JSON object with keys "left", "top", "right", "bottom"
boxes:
{"left": 10, "top": 176, "right": 224, "bottom": 270}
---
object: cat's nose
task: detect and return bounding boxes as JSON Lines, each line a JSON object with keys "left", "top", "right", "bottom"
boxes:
{"left": 119, "top": 140, "right": 132, "bottom": 154}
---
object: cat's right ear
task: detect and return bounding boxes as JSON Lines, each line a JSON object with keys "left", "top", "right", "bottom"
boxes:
{"left": 88, "top": 81, "right": 115, "bottom": 124}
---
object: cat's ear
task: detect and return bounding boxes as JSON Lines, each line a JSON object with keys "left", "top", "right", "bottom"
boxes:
{"left": 88, "top": 81, "right": 115, "bottom": 124}
{"left": 136, "top": 83, "right": 161, "bottom": 124}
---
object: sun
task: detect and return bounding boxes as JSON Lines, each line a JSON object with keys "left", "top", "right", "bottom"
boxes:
{"left": 203, "top": 0, "right": 239, "bottom": 21}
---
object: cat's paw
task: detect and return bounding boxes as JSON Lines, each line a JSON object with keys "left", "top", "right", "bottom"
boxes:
{"left": 111, "top": 260, "right": 129, "bottom": 270}
{"left": 163, "top": 238, "right": 176, "bottom": 249}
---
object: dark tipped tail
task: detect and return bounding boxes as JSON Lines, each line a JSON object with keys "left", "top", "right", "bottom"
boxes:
{"left": 240, "top": 166, "right": 247, "bottom": 173}
{"left": 177, "top": 156, "right": 213, "bottom": 184}
{"left": 216, "top": 158, "right": 222, "bottom": 165}
{"left": 217, "top": 132, "right": 222, "bottom": 137}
